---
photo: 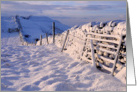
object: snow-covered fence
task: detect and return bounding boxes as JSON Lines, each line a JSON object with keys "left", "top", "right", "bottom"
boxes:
{"left": 60, "top": 22, "right": 126, "bottom": 76}
{"left": 60, "top": 30, "right": 125, "bottom": 76}
{"left": 15, "top": 16, "right": 56, "bottom": 46}
{"left": 84, "top": 31, "right": 123, "bottom": 75}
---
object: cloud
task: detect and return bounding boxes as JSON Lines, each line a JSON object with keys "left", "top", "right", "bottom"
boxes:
{"left": 1, "top": 1, "right": 126, "bottom": 26}
{"left": 1, "top": 1, "right": 117, "bottom": 17}
{"left": 1, "top": 1, "right": 122, "bottom": 13}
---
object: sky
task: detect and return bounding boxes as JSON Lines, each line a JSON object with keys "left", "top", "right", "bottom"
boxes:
{"left": 1, "top": 1, "right": 126, "bottom": 27}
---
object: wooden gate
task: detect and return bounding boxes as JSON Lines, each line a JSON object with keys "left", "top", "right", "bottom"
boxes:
{"left": 81, "top": 31, "right": 123, "bottom": 76}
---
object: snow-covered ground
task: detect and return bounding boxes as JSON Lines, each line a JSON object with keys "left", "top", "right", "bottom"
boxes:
{"left": 1, "top": 16, "right": 126, "bottom": 91}
{"left": 1, "top": 32, "right": 21, "bottom": 46}
{"left": 1, "top": 45, "right": 126, "bottom": 91}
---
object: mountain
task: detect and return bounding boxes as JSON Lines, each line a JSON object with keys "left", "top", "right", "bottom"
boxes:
{"left": 1, "top": 16, "right": 70, "bottom": 43}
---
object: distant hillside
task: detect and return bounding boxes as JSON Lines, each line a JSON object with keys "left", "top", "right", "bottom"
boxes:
{"left": 1, "top": 16, "right": 18, "bottom": 32}
{"left": 1, "top": 16, "right": 70, "bottom": 43}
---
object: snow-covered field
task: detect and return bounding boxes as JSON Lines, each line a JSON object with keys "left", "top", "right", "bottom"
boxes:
{"left": 1, "top": 16, "right": 126, "bottom": 91}
{"left": 1, "top": 45, "right": 126, "bottom": 91}
{"left": 1, "top": 32, "right": 21, "bottom": 46}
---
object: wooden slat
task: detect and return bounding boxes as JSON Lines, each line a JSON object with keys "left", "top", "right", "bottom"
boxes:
{"left": 98, "top": 62, "right": 112, "bottom": 72}
{"left": 87, "top": 38, "right": 119, "bottom": 44}
{"left": 86, "top": 32, "right": 120, "bottom": 39}
{"left": 97, "top": 58, "right": 104, "bottom": 63}
{"left": 97, "top": 43, "right": 117, "bottom": 49}
{"left": 98, "top": 48, "right": 116, "bottom": 55}
{"left": 98, "top": 55, "right": 114, "bottom": 63}
{"left": 94, "top": 47, "right": 116, "bottom": 55}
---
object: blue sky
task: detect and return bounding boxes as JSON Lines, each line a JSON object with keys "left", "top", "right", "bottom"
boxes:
{"left": 1, "top": 1, "right": 126, "bottom": 27}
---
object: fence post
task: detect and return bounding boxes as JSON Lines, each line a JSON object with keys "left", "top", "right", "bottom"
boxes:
{"left": 61, "top": 30, "right": 69, "bottom": 52}
{"left": 35, "top": 40, "right": 37, "bottom": 46}
{"left": 40, "top": 35, "right": 42, "bottom": 45}
{"left": 81, "top": 33, "right": 88, "bottom": 57}
{"left": 52, "top": 22, "right": 55, "bottom": 43}
{"left": 15, "top": 16, "right": 23, "bottom": 44}
{"left": 111, "top": 35, "right": 123, "bottom": 76}
{"left": 46, "top": 33, "right": 49, "bottom": 44}
{"left": 90, "top": 39, "right": 96, "bottom": 67}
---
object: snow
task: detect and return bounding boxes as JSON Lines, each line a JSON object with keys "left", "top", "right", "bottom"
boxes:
{"left": 38, "top": 20, "right": 126, "bottom": 60}
{"left": 1, "top": 16, "right": 69, "bottom": 43}
{"left": 115, "top": 67, "right": 126, "bottom": 84}
{"left": 37, "top": 20, "right": 126, "bottom": 84}
{"left": 1, "top": 16, "right": 126, "bottom": 91}
{"left": 1, "top": 16, "right": 18, "bottom": 32}
{"left": 18, "top": 16, "right": 69, "bottom": 43}
{"left": 1, "top": 32, "right": 21, "bottom": 46}
{"left": 1, "top": 45, "right": 126, "bottom": 91}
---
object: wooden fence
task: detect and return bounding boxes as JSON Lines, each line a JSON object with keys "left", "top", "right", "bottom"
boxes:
{"left": 15, "top": 16, "right": 126, "bottom": 76}
{"left": 16, "top": 16, "right": 55, "bottom": 46}
{"left": 61, "top": 29, "right": 124, "bottom": 76}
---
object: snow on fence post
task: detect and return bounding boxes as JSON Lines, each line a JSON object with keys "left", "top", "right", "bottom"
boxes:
{"left": 111, "top": 34, "right": 123, "bottom": 76}
{"left": 40, "top": 35, "right": 42, "bottom": 45}
{"left": 90, "top": 39, "right": 96, "bottom": 67}
{"left": 52, "top": 22, "right": 55, "bottom": 44}
{"left": 46, "top": 33, "right": 49, "bottom": 44}
{"left": 61, "top": 30, "right": 69, "bottom": 52}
